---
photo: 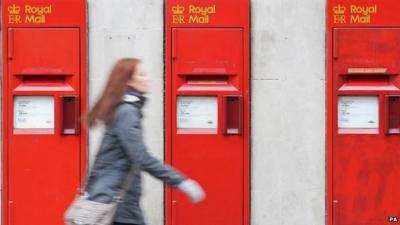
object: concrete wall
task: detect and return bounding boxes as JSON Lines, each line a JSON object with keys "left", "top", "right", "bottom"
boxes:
{"left": 251, "top": 1, "right": 326, "bottom": 224}
{"left": 87, "top": 1, "right": 166, "bottom": 224}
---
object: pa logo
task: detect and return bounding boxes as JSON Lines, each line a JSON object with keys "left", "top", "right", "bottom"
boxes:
{"left": 389, "top": 216, "right": 399, "bottom": 223}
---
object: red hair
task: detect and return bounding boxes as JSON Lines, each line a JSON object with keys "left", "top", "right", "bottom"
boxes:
{"left": 86, "top": 58, "right": 141, "bottom": 127}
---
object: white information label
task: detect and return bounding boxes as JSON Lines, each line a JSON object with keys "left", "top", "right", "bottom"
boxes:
{"left": 14, "top": 96, "right": 54, "bottom": 129}
{"left": 338, "top": 96, "right": 379, "bottom": 129}
{"left": 177, "top": 96, "right": 218, "bottom": 129}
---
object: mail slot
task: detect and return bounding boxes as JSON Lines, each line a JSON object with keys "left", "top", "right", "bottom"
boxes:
{"left": 2, "top": 1, "right": 87, "bottom": 225}
{"left": 165, "top": 1, "right": 250, "bottom": 225}
{"left": 385, "top": 95, "right": 400, "bottom": 134}
{"left": 223, "top": 95, "right": 243, "bottom": 135}
{"left": 60, "top": 95, "right": 80, "bottom": 135}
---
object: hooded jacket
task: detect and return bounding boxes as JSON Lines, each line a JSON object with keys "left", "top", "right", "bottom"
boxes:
{"left": 85, "top": 93, "right": 185, "bottom": 224}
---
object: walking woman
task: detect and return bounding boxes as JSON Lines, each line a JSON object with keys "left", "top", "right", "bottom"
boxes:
{"left": 84, "top": 58, "right": 205, "bottom": 225}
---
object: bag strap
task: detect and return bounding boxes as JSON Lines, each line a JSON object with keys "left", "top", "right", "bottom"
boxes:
{"left": 78, "top": 163, "right": 138, "bottom": 203}
{"left": 112, "top": 165, "right": 138, "bottom": 202}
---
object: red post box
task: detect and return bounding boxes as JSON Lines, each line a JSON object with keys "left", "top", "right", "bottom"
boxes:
{"left": 327, "top": 1, "right": 400, "bottom": 225}
{"left": 1, "top": 1, "right": 87, "bottom": 225}
{"left": 165, "top": 1, "right": 250, "bottom": 225}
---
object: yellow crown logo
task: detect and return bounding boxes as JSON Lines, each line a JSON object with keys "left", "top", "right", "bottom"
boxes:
{"left": 7, "top": 4, "right": 21, "bottom": 15}
{"left": 172, "top": 5, "right": 185, "bottom": 14}
{"left": 333, "top": 5, "right": 346, "bottom": 14}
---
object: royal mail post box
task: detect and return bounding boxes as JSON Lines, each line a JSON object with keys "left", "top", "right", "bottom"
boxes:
{"left": 165, "top": 1, "right": 250, "bottom": 225}
{"left": 1, "top": 1, "right": 87, "bottom": 225}
{"left": 327, "top": 1, "right": 400, "bottom": 225}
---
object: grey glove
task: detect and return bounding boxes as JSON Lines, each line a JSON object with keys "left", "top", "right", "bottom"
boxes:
{"left": 177, "top": 179, "right": 206, "bottom": 203}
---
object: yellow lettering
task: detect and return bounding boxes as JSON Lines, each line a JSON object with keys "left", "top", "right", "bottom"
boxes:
{"left": 189, "top": 15, "right": 209, "bottom": 24}
{"left": 189, "top": 5, "right": 216, "bottom": 16}
{"left": 333, "top": 15, "right": 346, "bottom": 24}
{"left": 172, "top": 15, "right": 185, "bottom": 24}
{"left": 25, "top": 5, "right": 52, "bottom": 15}
{"left": 350, "top": 5, "right": 377, "bottom": 16}
{"left": 8, "top": 15, "right": 21, "bottom": 24}
{"left": 23, "top": 4, "right": 51, "bottom": 24}
{"left": 25, "top": 15, "right": 45, "bottom": 23}
{"left": 350, "top": 15, "right": 370, "bottom": 24}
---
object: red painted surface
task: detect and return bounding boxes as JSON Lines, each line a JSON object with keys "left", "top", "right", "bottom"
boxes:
{"left": 1, "top": 1, "right": 87, "bottom": 225}
{"left": 165, "top": 1, "right": 250, "bottom": 225}
{"left": 327, "top": 1, "right": 400, "bottom": 225}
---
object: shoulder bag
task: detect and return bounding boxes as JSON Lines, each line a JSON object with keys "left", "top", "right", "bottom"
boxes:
{"left": 64, "top": 166, "right": 136, "bottom": 225}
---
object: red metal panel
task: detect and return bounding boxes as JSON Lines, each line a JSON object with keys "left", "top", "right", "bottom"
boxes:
{"left": 10, "top": 28, "right": 80, "bottom": 225}
{"left": 172, "top": 28, "right": 243, "bottom": 225}
{"left": 326, "top": 0, "right": 400, "bottom": 225}
{"left": 9, "top": 28, "right": 80, "bottom": 76}
{"left": 165, "top": 1, "right": 250, "bottom": 225}
{"left": 327, "top": 4, "right": 400, "bottom": 222}
{"left": 2, "top": 1, "right": 87, "bottom": 225}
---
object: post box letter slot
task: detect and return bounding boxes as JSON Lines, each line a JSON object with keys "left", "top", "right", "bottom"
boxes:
{"left": 385, "top": 95, "right": 400, "bottom": 134}
{"left": 223, "top": 95, "right": 243, "bottom": 135}
{"left": 61, "top": 96, "right": 80, "bottom": 135}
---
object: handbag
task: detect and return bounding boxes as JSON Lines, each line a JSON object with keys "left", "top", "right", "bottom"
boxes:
{"left": 64, "top": 166, "right": 136, "bottom": 225}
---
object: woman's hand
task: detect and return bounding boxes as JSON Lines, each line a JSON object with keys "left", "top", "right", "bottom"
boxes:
{"left": 177, "top": 179, "right": 206, "bottom": 203}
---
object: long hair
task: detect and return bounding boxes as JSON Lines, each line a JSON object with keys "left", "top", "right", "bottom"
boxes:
{"left": 86, "top": 58, "right": 141, "bottom": 127}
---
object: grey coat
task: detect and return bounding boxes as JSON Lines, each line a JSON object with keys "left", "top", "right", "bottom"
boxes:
{"left": 85, "top": 95, "right": 185, "bottom": 225}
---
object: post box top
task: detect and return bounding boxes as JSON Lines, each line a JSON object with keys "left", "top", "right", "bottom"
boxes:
{"left": 328, "top": 0, "right": 400, "bottom": 27}
{"left": 2, "top": 0, "right": 86, "bottom": 27}
{"left": 166, "top": 0, "right": 249, "bottom": 28}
